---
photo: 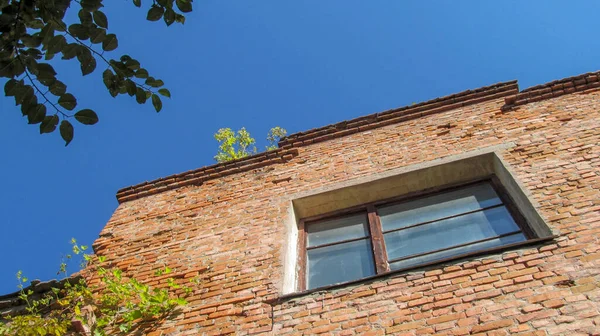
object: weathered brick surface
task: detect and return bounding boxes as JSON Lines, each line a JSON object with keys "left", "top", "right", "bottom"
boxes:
{"left": 91, "top": 73, "right": 600, "bottom": 335}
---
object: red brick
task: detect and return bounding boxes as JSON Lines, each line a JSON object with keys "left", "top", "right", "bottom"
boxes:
{"left": 501, "top": 268, "right": 539, "bottom": 280}
{"left": 426, "top": 313, "right": 465, "bottom": 325}
{"left": 470, "top": 319, "right": 514, "bottom": 333}
{"left": 308, "top": 323, "right": 341, "bottom": 334}
{"left": 528, "top": 291, "right": 565, "bottom": 304}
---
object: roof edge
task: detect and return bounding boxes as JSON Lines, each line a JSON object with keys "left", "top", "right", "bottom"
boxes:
{"left": 278, "top": 80, "right": 519, "bottom": 148}
{"left": 115, "top": 70, "right": 600, "bottom": 204}
{"left": 503, "top": 70, "right": 600, "bottom": 108}
{"left": 0, "top": 276, "right": 82, "bottom": 313}
{"left": 116, "top": 148, "right": 299, "bottom": 203}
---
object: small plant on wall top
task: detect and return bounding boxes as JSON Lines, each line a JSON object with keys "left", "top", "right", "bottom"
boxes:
{"left": 214, "top": 126, "right": 287, "bottom": 163}
{"left": 0, "top": 239, "right": 195, "bottom": 336}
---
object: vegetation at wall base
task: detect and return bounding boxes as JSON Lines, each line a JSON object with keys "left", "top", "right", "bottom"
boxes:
{"left": 0, "top": 239, "right": 195, "bottom": 336}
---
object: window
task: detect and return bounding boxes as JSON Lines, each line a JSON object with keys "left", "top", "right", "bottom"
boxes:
{"left": 298, "top": 179, "right": 535, "bottom": 290}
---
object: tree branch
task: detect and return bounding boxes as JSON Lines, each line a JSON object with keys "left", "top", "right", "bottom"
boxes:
{"left": 15, "top": 51, "right": 71, "bottom": 118}
{"left": 50, "top": 19, "right": 157, "bottom": 93}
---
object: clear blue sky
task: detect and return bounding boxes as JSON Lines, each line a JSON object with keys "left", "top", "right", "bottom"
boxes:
{"left": 1, "top": 1, "right": 599, "bottom": 294}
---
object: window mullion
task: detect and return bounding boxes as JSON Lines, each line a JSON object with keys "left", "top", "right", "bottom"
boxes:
{"left": 367, "top": 205, "right": 389, "bottom": 274}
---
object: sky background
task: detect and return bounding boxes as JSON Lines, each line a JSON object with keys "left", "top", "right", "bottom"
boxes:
{"left": 1, "top": 1, "right": 600, "bottom": 294}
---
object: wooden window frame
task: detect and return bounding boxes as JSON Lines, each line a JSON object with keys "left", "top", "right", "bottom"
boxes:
{"left": 297, "top": 176, "right": 537, "bottom": 292}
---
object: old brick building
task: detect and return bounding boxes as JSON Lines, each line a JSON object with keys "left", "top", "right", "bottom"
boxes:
{"left": 93, "top": 71, "right": 600, "bottom": 335}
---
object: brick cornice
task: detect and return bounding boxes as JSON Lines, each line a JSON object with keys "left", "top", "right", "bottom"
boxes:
{"left": 503, "top": 70, "right": 600, "bottom": 109}
{"left": 278, "top": 81, "right": 520, "bottom": 148}
{"left": 116, "top": 148, "right": 299, "bottom": 204}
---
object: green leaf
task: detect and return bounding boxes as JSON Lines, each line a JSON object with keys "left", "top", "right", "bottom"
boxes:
{"left": 118, "top": 82, "right": 128, "bottom": 94}
{"left": 145, "top": 77, "right": 164, "bottom": 87}
{"left": 59, "top": 120, "right": 74, "bottom": 146}
{"left": 164, "top": 8, "right": 176, "bottom": 26}
{"left": 125, "top": 59, "right": 140, "bottom": 70}
{"left": 77, "top": 47, "right": 93, "bottom": 67}
{"left": 14, "top": 85, "right": 34, "bottom": 106}
{"left": 78, "top": 9, "right": 93, "bottom": 25}
{"left": 20, "top": 93, "right": 38, "bottom": 116}
{"left": 61, "top": 43, "right": 79, "bottom": 60}
{"left": 21, "top": 35, "right": 42, "bottom": 48}
{"left": 89, "top": 27, "right": 106, "bottom": 44}
{"left": 135, "top": 68, "right": 149, "bottom": 78}
{"left": 176, "top": 0, "right": 193, "bottom": 13}
{"left": 4, "top": 79, "right": 18, "bottom": 96}
{"left": 39, "top": 24, "right": 55, "bottom": 44}
{"left": 53, "top": 19, "right": 68, "bottom": 33}
{"left": 68, "top": 24, "right": 89, "bottom": 40}
{"left": 27, "top": 19, "right": 45, "bottom": 29}
{"left": 158, "top": 88, "right": 171, "bottom": 98}
{"left": 40, "top": 115, "right": 59, "bottom": 134}
{"left": 130, "top": 310, "right": 142, "bottom": 320}
{"left": 93, "top": 11, "right": 109, "bottom": 29}
{"left": 102, "top": 34, "right": 118, "bottom": 51}
{"left": 49, "top": 80, "right": 67, "bottom": 96}
{"left": 81, "top": 55, "right": 97, "bottom": 75}
{"left": 135, "top": 88, "right": 147, "bottom": 104}
{"left": 125, "top": 80, "right": 137, "bottom": 96}
{"left": 44, "top": 51, "right": 56, "bottom": 61}
{"left": 147, "top": 6, "right": 164, "bottom": 21}
{"left": 74, "top": 109, "right": 99, "bottom": 125}
{"left": 24, "top": 57, "right": 39, "bottom": 75}
{"left": 133, "top": 0, "right": 142, "bottom": 7}
{"left": 58, "top": 93, "right": 77, "bottom": 111}
{"left": 11, "top": 59, "right": 25, "bottom": 77}
{"left": 47, "top": 35, "right": 67, "bottom": 55}
{"left": 102, "top": 69, "right": 115, "bottom": 91}
{"left": 151, "top": 94, "right": 162, "bottom": 112}
{"left": 36, "top": 63, "right": 57, "bottom": 80}
{"left": 27, "top": 104, "right": 46, "bottom": 124}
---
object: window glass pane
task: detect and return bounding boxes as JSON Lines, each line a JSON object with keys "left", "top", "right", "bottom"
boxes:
{"left": 384, "top": 206, "right": 521, "bottom": 261}
{"left": 389, "top": 233, "right": 526, "bottom": 270}
{"left": 307, "top": 213, "right": 369, "bottom": 247}
{"left": 379, "top": 182, "right": 502, "bottom": 232}
{"left": 307, "top": 239, "right": 375, "bottom": 289}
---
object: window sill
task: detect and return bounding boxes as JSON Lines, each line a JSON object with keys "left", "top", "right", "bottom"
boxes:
{"left": 273, "top": 236, "right": 556, "bottom": 303}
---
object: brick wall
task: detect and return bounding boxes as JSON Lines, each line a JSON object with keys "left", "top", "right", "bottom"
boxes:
{"left": 91, "top": 72, "right": 600, "bottom": 335}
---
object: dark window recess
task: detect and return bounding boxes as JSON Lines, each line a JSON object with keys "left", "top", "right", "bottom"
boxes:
{"left": 300, "top": 180, "right": 531, "bottom": 290}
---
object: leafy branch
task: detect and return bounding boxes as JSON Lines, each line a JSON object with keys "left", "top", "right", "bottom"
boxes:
{"left": 0, "top": 0, "right": 192, "bottom": 145}
{"left": 49, "top": 17, "right": 157, "bottom": 95}
{"left": 16, "top": 51, "right": 70, "bottom": 118}
{"left": 0, "top": 239, "right": 197, "bottom": 336}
